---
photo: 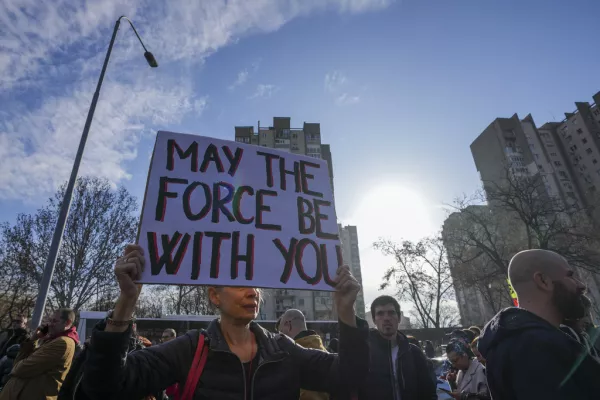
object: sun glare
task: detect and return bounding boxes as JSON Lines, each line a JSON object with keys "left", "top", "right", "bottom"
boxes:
{"left": 349, "top": 184, "right": 435, "bottom": 243}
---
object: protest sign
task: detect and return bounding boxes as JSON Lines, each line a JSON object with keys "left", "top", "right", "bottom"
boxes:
{"left": 137, "top": 131, "right": 341, "bottom": 290}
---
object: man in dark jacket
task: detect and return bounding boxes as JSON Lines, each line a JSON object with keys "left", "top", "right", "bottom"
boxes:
{"left": 479, "top": 249, "right": 600, "bottom": 399}
{"left": 359, "top": 295, "right": 436, "bottom": 400}
{"left": 0, "top": 315, "right": 28, "bottom": 358}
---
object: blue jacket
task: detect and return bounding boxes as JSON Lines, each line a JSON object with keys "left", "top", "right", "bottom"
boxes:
{"left": 479, "top": 307, "right": 600, "bottom": 400}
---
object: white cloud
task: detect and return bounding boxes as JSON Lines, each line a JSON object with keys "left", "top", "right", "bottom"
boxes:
{"left": 228, "top": 70, "right": 249, "bottom": 91}
{"left": 248, "top": 84, "right": 279, "bottom": 99}
{"left": 325, "top": 71, "right": 347, "bottom": 93}
{"left": 335, "top": 93, "right": 360, "bottom": 105}
{"left": 0, "top": 0, "right": 393, "bottom": 200}
{"left": 194, "top": 96, "right": 209, "bottom": 115}
{"left": 324, "top": 70, "right": 361, "bottom": 106}
{"left": 0, "top": 76, "right": 196, "bottom": 200}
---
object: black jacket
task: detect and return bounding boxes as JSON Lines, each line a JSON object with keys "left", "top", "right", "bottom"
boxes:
{"left": 0, "top": 344, "right": 20, "bottom": 386}
{"left": 82, "top": 317, "right": 369, "bottom": 400}
{"left": 479, "top": 307, "right": 600, "bottom": 400}
{"left": 60, "top": 334, "right": 162, "bottom": 400}
{"left": 358, "top": 329, "right": 436, "bottom": 400}
{"left": 0, "top": 328, "right": 28, "bottom": 357}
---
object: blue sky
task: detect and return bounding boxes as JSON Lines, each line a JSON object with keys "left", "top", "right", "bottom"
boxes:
{"left": 2, "top": 0, "right": 600, "bottom": 313}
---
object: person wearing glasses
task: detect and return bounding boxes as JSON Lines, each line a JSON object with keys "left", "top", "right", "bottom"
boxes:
{"left": 358, "top": 295, "right": 436, "bottom": 400}
{"left": 161, "top": 329, "right": 177, "bottom": 344}
{"left": 0, "top": 315, "right": 28, "bottom": 358}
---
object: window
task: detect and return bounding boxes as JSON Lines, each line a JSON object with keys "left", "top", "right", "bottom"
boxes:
{"left": 586, "top": 148, "right": 593, "bottom": 154}
{"left": 559, "top": 171, "right": 567, "bottom": 179}
{"left": 534, "top": 154, "right": 540, "bottom": 160}
{"left": 583, "top": 138, "right": 588, "bottom": 144}
{"left": 576, "top": 128, "right": 583, "bottom": 134}
{"left": 292, "top": 133, "right": 297, "bottom": 139}
{"left": 554, "top": 161, "right": 562, "bottom": 166}
{"left": 572, "top": 119, "right": 578, "bottom": 125}
{"left": 298, "top": 299, "right": 304, "bottom": 306}
{"left": 262, "top": 133, "right": 267, "bottom": 139}
{"left": 570, "top": 145, "right": 578, "bottom": 151}
{"left": 550, "top": 152, "right": 558, "bottom": 156}
{"left": 594, "top": 159, "right": 598, "bottom": 165}
{"left": 594, "top": 108, "right": 600, "bottom": 116}
{"left": 538, "top": 164, "right": 544, "bottom": 171}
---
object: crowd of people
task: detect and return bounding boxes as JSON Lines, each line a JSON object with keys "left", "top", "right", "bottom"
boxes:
{"left": 0, "top": 247, "right": 599, "bottom": 399}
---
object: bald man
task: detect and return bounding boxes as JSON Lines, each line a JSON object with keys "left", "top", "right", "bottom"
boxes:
{"left": 160, "top": 329, "right": 176, "bottom": 343}
{"left": 278, "top": 309, "right": 329, "bottom": 400}
{"left": 479, "top": 249, "right": 600, "bottom": 400}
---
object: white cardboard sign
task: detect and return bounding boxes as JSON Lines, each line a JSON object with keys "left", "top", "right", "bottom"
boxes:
{"left": 137, "top": 131, "right": 341, "bottom": 290}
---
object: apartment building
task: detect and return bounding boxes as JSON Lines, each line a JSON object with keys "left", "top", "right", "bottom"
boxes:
{"left": 234, "top": 117, "right": 335, "bottom": 191}
{"left": 442, "top": 206, "right": 511, "bottom": 327}
{"left": 339, "top": 224, "right": 366, "bottom": 318}
{"left": 234, "top": 117, "right": 342, "bottom": 321}
{"left": 465, "top": 93, "right": 600, "bottom": 319}
{"left": 539, "top": 93, "right": 600, "bottom": 216}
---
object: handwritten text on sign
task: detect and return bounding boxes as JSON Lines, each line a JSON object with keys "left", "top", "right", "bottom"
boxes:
{"left": 138, "top": 131, "right": 341, "bottom": 290}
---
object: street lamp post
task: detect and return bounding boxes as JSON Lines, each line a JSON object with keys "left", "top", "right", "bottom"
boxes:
{"left": 30, "top": 16, "right": 158, "bottom": 330}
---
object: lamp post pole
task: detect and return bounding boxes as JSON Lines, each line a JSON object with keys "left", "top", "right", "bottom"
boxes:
{"left": 30, "top": 16, "right": 157, "bottom": 330}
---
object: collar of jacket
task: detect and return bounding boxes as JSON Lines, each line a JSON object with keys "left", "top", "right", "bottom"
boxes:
{"left": 294, "top": 330, "right": 318, "bottom": 341}
{"left": 205, "top": 319, "right": 287, "bottom": 363}
{"left": 369, "top": 328, "right": 410, "bottom": 353}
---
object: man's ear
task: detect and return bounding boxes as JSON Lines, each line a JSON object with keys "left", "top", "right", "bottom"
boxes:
{"left": 532, "top": 271, "right": 552, "bottom": 292}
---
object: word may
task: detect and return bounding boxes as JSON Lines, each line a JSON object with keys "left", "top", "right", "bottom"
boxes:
{"left": 167, "top": 139, "right": 243, "bottom": 176}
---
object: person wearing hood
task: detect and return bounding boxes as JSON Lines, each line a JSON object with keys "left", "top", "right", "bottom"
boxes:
{"left": 0, "top": 308, "right": 79, "bottom": 400}
{"left": 358, "top": 295, "right": 437, "bottom": 400}
{"left": 445, "top": 340, "right": 489, "bottom": 400}
{"left": 479, "top": 249, "right": 600, "bottom": 399}
{"left": 278, "top": 309, "right": 329, "bottom": 400}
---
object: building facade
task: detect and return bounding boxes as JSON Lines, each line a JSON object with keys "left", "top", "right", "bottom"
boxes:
{"left": 462, "top": 92, "right": 600, "bottom": 321}
{"left": 442, "top": 206, "right": 512, "bottom": 327}
{"left": 234, "top": 117, "right": 361, "bottom": 321}
{"left": 339, "top": 224, "right": 366, "bottom": 318}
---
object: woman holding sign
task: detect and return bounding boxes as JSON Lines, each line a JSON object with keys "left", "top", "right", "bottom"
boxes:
{"left": 81, "top": 244, "right": 368, "bottom": 399}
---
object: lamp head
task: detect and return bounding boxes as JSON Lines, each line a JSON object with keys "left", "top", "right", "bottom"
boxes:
{"left": 144, "top": 51, "right": 158, "bottom": 68}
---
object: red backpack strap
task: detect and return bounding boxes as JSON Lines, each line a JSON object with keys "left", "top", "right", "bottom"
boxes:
{"left": 180, "top": 332, "right": 208, "bottom": 400}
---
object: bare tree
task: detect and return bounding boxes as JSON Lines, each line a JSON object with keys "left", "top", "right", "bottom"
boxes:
{"left": 0, "top": 241, "right": 37, "bottom": 328}
{"left": 484, "top": 171, "right": 600, "bottom": 272}
{"left": 375, "top": 236, "right": 457, "bottom": 329}
{"left": 1, "top": 177, "right": 138, "bottom": 314}
{"left": 444, "top": 169, "right": 600, "bottom": 315}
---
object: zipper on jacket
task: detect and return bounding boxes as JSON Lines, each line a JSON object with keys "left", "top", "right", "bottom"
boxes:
{"left": 250, "top": 358, "right": 284, "bottom": 400}
{"left": 388, "top": 339, "right": 397, "bottom": 399}
{"left": 210, "top": 348, "right": 248, "bottom": 400}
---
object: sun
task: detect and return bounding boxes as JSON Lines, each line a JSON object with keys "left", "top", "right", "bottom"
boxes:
{"left": 348, "top": 184, "right": 435, "bottom": 243}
